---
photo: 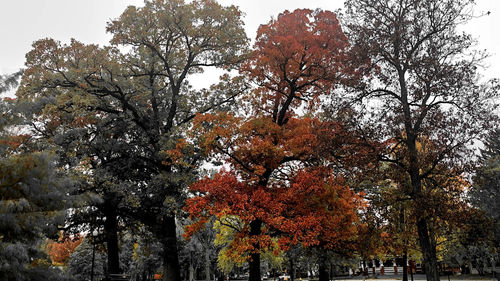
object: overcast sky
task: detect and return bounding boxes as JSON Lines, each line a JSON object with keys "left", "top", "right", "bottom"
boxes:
{"left": 1, "top": 0, "right": 499, "bottom": 81}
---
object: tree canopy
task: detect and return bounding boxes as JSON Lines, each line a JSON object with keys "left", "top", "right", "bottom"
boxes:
{"left": 2, "top": 1, "right": 499, "bottom": 281}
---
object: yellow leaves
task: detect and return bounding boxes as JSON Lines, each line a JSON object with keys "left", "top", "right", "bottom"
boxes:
{"left": 215, "top": 227, "right": 282, "bottom": 273}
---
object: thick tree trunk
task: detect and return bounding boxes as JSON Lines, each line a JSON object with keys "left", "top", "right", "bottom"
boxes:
{"left": 249, "top": 220, "right": 262, "bottom": 281}
{"left": 318, "top": 249, "right": 330, "bottom": 281}
{"left": 416, "top": 218, "right": 440, "bottom": 281}
{"left": 407, "top": 133, "right": 440, "bottom": 281}
{"left": 290, "top": 258, "right": 295, "bottom": 281}
{"left": 103, "top": 194, "right": 121, "bottom": 275}
{"left": 162, "top": 215, "right": 181, "bottom": 281}
{"left": 318, "top": 263, "right": 329, "bottom": 281}
{"left": 403, "top": 252, "right": 408, "bottom": 281}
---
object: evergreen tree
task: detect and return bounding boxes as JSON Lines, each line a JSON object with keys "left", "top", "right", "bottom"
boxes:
{"left": 1, "top": 72, "right": 72, "bottom": 281}
{"left": 472, "top": 129, "right": 500, "bottom": 250}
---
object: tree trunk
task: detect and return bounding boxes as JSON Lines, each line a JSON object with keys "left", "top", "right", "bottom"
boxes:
{"left": 403, "top": 252, "right": 408, "bottom": 281}
{"left": 189, "top": 251, "right": 194, "bottom": 281}
{"left": 416, "top": 218, "right": 440, "bottom": 281}
{"left": 363, "top": 260, "right": 367, "bottom": 276}
{"left": 189, "top": 264, "right": 194, "bottom": 281}
{"left": 492, "top": 257, "right": 497, "bottom": 278}
{"left": 249, "top": 220, "right": 262, "bottom": 281}
{"left": 407, "top": 133, "right": 440, "bottom": 281}
{"left": 290, "top": 258, "right": 295, "bottom": 281}
{"left": 162, "top": 215, "right": 181, "bottom": 281}
{"left": 318, "top": 249, "right": 330, "bottom": 281}
{"left": 103, "top": 196, "right": 120, "bottom": 275}
{"left": 318, "top": 263, "right": 329, "bottom": 281}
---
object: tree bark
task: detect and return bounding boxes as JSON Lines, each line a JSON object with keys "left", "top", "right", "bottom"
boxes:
{"left": 407, "top": 130, "right": 440, "bottom": 281}
{"left": 318, "top": 263, "right": 329, "bottom": 281}
{"left": 290, "top": 258, "right": 295, "bottom": 281}
{"left": 103, "top": 195, "right": 121, "bottom": 275}
{"left": 403, "top": 252, "right": 408, "bottom": 281}
{"left": 416, "top": 218, "right": 440, "bottom": 281}
{"left": 189, "top": 251, "right": 194, "bottom": 281}
{"left": 249, "top": 220, "right": 262, "bottom": 281}
{"left": 318, "top": 249, "right": 330, "bottom": 281}
{"left": 162, "top": 215, "right": 181, "bottom": 281}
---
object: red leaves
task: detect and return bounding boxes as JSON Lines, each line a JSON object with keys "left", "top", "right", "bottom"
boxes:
{"left": 185, "top": 8, "right": 371, "bottom": 262}
{"left": 241, "top": 9, "right": 367, "bottom": 116}
{"left": 273, "top": 168, "right": 360, "bottom": 250}
{"left": 185, "top": 166, "right": 362, "bottom": 255}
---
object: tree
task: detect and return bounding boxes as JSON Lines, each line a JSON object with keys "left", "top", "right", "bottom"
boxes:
{"left": 473, "top": 129, "right": 500, "bottom": 228}
{"left": 186, "top": 9, "right": 367, "bottom": 281}
{"left": 470, "top": 128, "right": 500, "bottom": 264}
{"left": 68, "top": 237, "right": 106, "bottom": 281}
{"left": 17, "top": 1, "right": 248, "bottom": 280}
{"left": 119, "top": 229, "right": 163, "bottom": 281}
{"left": 0, "top": 133, "right": 72, "bottom": 280}
{"left": 1, "top": 74, "right": 74, "bottom": 280}
{"left": 441, "top": 207, "right": 496, "bottom": 276}
{"left": 344, "top": 0, "right": 499, "bottom": 280}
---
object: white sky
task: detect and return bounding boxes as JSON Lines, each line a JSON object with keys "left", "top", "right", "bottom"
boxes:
{"left": 1, "top": 0, "right": 498, "bottom": 81}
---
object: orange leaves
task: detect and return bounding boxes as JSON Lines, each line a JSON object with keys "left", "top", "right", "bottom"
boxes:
{"left": 273, "top": 168, "right": 361, "bottom": 250}
{"left": 186, "top": 171, "right": 257, "bottom": 222}
{"left": 183, "top": 216, "right": 209, "bottom": 241}
{"left": 185, "top": 166, "right": 363, "bottom": 256}
{"left": 193, "top": 113, "right": 329, "bottom": 181}
{"left": 187, "top": 112, "right": 368, "bottom": 259}
{"left": 184, "top": 7, "right": 373, "bottom": 266}
{"left": 46, "top": 234, "right": 83, "bottom": 266}
{"left": 192, "top": 112, "right": 240, "bottom": 154}
{"left": 162, "top": 138, "right": 194, "bottom": 167}
{"left": 241, "top": 9, "right": 365, "bottom": 115}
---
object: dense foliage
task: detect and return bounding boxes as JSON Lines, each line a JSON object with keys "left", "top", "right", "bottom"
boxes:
{"left": 1, "top": 0, "right": 499, "bottom": 281}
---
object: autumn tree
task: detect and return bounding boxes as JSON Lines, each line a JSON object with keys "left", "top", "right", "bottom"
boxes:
{"left": 344, "top": 0, "right": 499, "bottom": 280}
{"left": 17, "top": 1, "right": 248, "bottom": 280}
{"left": 186, "top": 9, "right": 368, "bottom": 281}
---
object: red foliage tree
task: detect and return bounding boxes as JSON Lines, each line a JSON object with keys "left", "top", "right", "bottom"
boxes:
{"left": 185, "top": 9, "right": 370, "bottom": 281}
